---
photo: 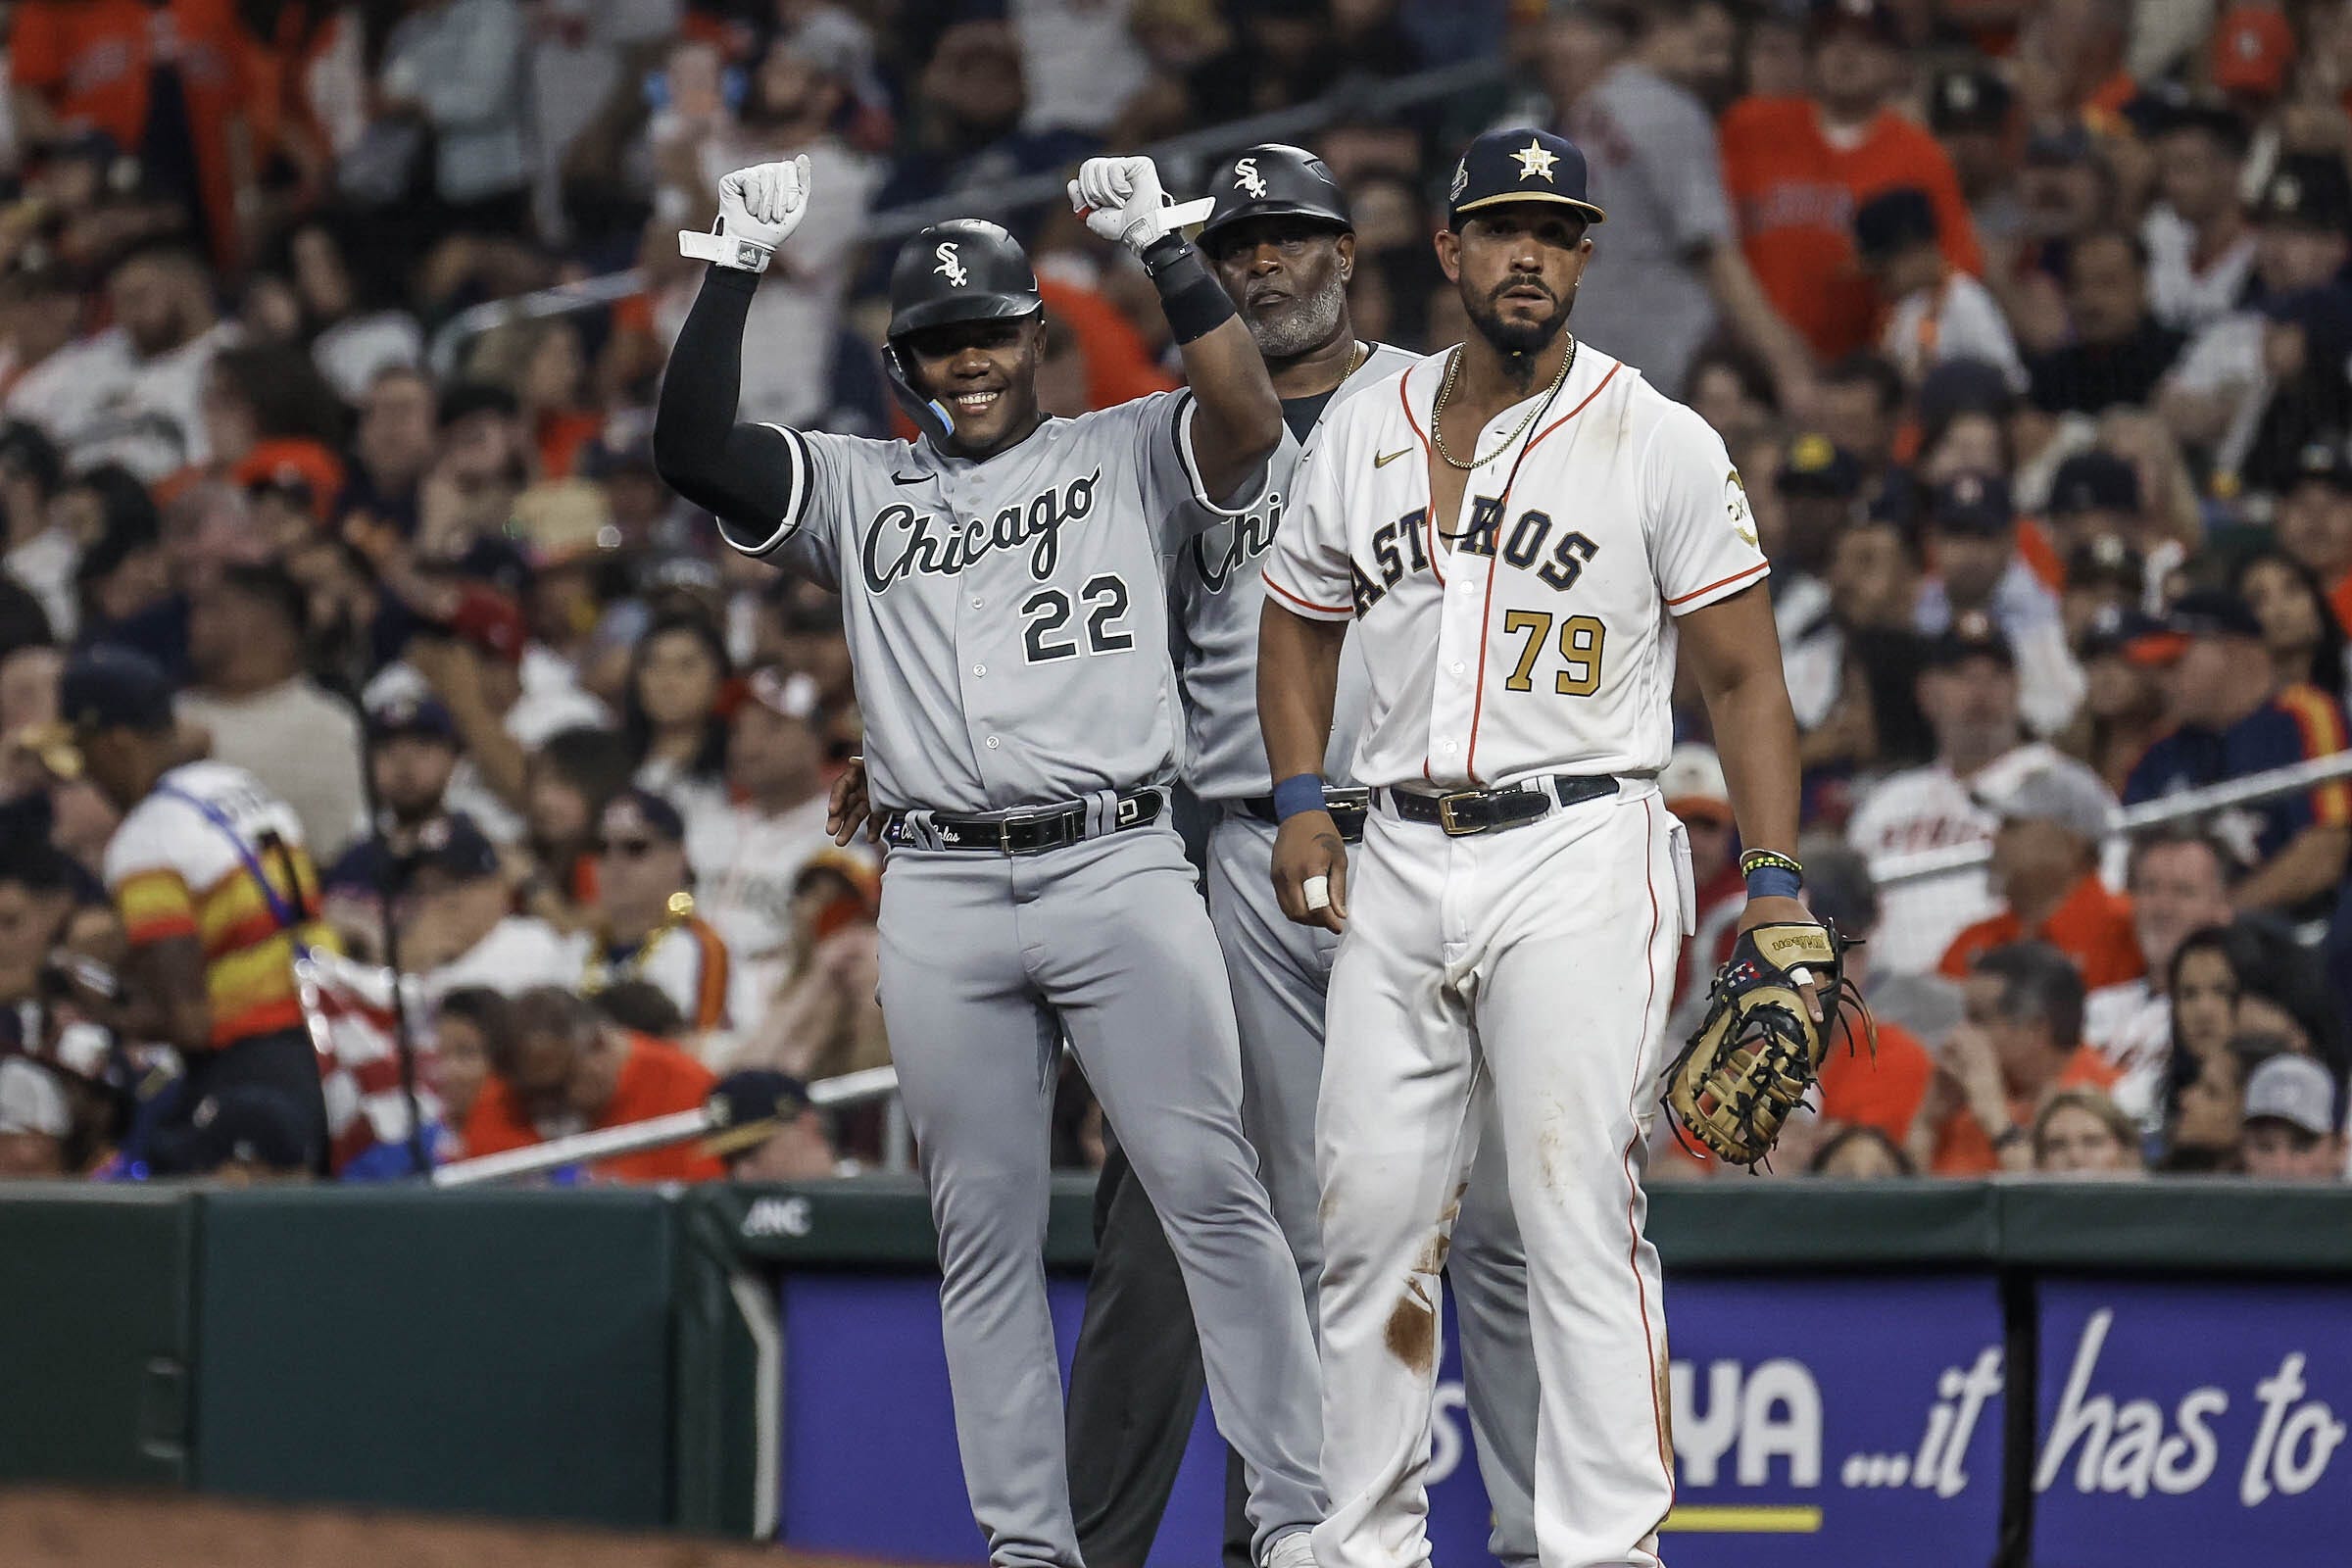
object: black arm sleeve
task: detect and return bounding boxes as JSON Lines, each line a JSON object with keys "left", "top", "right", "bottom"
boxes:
{"left": 653, "top": 265, "right": 817, "bottom": 556}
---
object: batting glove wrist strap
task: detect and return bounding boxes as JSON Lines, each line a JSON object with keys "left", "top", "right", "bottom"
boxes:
{"left": 679, "top": 224, "right": 773, "bottom": 272}
{"left": 1142, "top": 235, "right": 1235, "bottom": 344}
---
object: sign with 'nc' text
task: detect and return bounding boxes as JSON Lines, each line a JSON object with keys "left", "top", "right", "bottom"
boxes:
{"left": 2033, "top": 1280, "right": 2351, "bottom": 1564}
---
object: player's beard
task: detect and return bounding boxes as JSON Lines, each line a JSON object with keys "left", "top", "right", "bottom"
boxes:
{"left": 1465, "top": 278, "right": 1571, "bottom": 362}
{"left": 1245, "top": 269, "right": 1348, "bottom": 360}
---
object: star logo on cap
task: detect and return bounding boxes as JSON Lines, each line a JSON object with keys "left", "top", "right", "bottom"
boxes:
{"left": 1954, "top": 473, "right": 1984, "bottom": 506}
{"left": 1948, "top": 76, "right": 1977, "bottom": 111}
{"left": 2276, "top": 174, "right": 2302, "bottom": 210}
{"left": 1511, "top": 138, "right": 1558, "bottom": 183}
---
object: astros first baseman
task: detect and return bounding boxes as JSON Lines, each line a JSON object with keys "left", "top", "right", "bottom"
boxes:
{"left": 653, "top": 154, "right": 1324, "bottom": 1568}
{"left": 1058, "top": 144, "right": 1542, "bottom": 1568}
{"left": 1258, "top": 127, "right": 1823, "bottom": 1568}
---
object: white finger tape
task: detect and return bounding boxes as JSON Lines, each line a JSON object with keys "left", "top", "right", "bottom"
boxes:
{"left": 1303, "top": 875, "right": 1331, "bottom": 911}
{"left": 1788, "top": 966, "right": 1814, "bottom": 989}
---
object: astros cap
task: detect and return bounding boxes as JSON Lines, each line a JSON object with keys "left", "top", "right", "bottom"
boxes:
{"left": 1446, "top": 127, "right": 1605, "bottom": 228}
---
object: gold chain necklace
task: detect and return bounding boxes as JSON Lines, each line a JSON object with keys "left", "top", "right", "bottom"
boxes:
{"left": 1343, "top": 340, "right": 1368, "bottom": 380}
{"left": 1430, "top": 336, "right": 1576, "bottom": 471}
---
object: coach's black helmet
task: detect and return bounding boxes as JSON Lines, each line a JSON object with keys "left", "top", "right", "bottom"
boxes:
{"left": 885, "top": 220, "right": 1043, "bottom": 342}
{"left": 1197, "top": 143, "right": 1351, "bottom": 256}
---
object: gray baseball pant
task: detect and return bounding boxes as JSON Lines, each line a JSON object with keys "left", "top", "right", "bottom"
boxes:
{"left": 877, "top": 816, "right": 1324, "bottom": 1568}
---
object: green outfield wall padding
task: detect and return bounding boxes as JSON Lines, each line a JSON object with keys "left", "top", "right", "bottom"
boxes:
{"left": 0, "top": 1185, "right": 196, "bottom": 1488}
{"left": 189, "top": 1187, "right": 676, "bottom": 1527}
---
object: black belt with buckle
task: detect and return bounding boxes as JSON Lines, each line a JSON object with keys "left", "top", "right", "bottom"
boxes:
{"left": 1234, "top": 786, "right": 1372, "bottom": 843}
{"left": 1383, "top": 774, "right": 1619, "bottom": 836}
{"left": 885, "top": 787, "right": 1164, "bottom": 855}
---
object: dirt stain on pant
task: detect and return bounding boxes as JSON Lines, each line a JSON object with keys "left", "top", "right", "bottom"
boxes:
{"left": 1384, "top": 1277, "right": 1438, "bottom": 1374}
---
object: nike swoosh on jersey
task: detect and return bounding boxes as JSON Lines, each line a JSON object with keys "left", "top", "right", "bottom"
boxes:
{"left": 1374, "top": 447, "right": 1413, "bottom": 467}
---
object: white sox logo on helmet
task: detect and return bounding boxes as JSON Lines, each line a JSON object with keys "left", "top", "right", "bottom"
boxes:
{"left": 1233, "top": 158, "right": 1268, "bottom": 199}
{"left": 934, "top": 243, "right": 969, "bottom": 286}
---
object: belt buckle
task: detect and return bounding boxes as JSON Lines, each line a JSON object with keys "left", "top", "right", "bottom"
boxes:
{"left": 1115, "top": 793, "right": 1143, "bottom": 827}
{"left": 1437, "top": 792, "right": 1481, "bottom": 837}
{"left": 998, "top": 817, "right": 1021, "bottom": 854}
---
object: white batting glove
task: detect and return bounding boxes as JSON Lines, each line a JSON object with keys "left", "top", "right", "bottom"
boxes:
{"left": 680, "top": 155, "right": 811, "bottom": 272}
{"left": 1068, "top": 156, "right": 1177, "bottom": 256}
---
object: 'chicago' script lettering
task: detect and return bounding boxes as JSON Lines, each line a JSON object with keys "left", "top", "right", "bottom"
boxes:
{"left": 1191, "top": 494, "right": 1282, "bottom": 594}
{"left": 860, "top": 468, "right": 1101, "bottom": 592}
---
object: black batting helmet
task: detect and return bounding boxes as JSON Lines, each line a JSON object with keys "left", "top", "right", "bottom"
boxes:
{"left": 886, "top": 220, "right": 1043, "bottom": 342}
{"left": 1197, "top": 144, "right": 1350, "bottom": 255}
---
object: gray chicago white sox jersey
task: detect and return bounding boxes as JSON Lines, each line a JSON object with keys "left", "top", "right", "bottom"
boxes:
{"left": 731, "top": 393, "right": 1231, "bottom": 813}
{"left": 1172, "top": 343, "right": 1422, "bottom": 802}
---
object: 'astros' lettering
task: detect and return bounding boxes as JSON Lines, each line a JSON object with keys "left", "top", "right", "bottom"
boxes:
{"left": 1350, "top": 506, "right": 1600, "bottom": 615}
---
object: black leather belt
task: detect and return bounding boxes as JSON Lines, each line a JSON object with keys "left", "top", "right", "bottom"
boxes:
{"left": 1382, "top": 775, "right": 1619, "bottom": 836}
{"left": 1234, "top": 786, "right": 1372, "bottom": 843}
{"left": 883, "top": 787, "right": 1163, "bottom": 855}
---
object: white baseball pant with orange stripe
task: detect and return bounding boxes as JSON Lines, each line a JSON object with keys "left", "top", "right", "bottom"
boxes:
{"left": 1311, "top": 784, "right": 1690, "bottom": 1568}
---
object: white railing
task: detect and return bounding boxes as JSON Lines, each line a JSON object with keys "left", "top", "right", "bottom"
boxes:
{"left": 1868, "top": 749, "right": 2352, "bottom": 889}
{"left": 431, "top": 1063, "right": 900, "bottom": 1187}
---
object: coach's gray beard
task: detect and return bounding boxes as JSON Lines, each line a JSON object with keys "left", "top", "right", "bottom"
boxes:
{"left": 1247, "top": 270, "right": 1349, "bottom": 360}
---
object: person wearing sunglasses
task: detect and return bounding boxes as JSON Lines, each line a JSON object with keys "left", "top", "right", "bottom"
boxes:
{"left": 574, "top": 787, "right": 732, "bottom": 1042}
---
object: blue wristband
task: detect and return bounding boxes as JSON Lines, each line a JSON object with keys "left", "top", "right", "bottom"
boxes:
{"left": 1271, "top": 773, "right": 1328, "bottom": 822}
{"left": 1745, "top": 865, "right": 1802, "bottom": 901}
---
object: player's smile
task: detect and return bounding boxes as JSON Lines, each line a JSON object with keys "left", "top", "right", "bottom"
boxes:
{"left": 904, "top": 317, "right": 1046, "bottom": 454}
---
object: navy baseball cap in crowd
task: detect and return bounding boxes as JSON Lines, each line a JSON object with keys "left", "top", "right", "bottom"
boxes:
{"left": 368, "top": 694, "right": 458, "bottom": 746}
{"left": 2046, "top": 450, "right": 2142, "bottom": 516}
{"left": 599, "top": 787, "right": 686, "bottom": 848}
{"left": 1928, "top": 65, "right": 2013, "bottom": 135}
{"left": 1809, "top": 0, "right": 1901, "bottom": 45}
{"left": 1775, "top": 432, "right": 1863, "bottom": 499}
{"left": 2064, "top": 534, "right": 2146, "bottom": 595}
{"left": 2256, "top": 155, "right": 2352, "bottom": 232}
{"left": 410, "top": 814, "right": 503, "bottom": 882}
{"left": 702, "top": 1069, "right": 813, "bottom": 1161}
{"left": 152, "top": 1085, "right": 320, "bottom": 1176}
{"left": 1853, "top": 186, "right": 1938, "bottom": 262}
{"left": 2024, "top": 118, "right": 2095, "bottom": 168}
{"left": 1927, "top": 471, "right": 2014, "bottom": 534}
{"left": 2287, "top": 436, "right": 2352, "bottom": 493}
{"left": 2127, "top": 589, "right": 2265, "bottom": 665}
{"left": 60, "top": 646, "right": 175, "bottom": 734}
{"left": 2080, "top": 604, "right": 2165, "bottom": 661}
{"left": 1446, "top": 127, "right": 1605, "bottom": 229}
{"left": 1917, "top": 357, "right": 2017, "bottom": 427}
{"left": 1922, "top": 610, "right": 2016, "bottom": 669}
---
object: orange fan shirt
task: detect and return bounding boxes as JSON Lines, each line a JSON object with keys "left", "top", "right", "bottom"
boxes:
{"left": 1936, "top": 872, "right": 2143, "bottom": 992}
{"left": 463, "top": 1030, "right": 724, "bottom": 1184}
{"left": 1719, "top": 97, "right": 1984, "bottom": 362}
{"left": 1932, "top": 1048, "right": 2122, "bottom": 1176}
{"left": 11, "top": 0, "right": 265, "bottom": 266}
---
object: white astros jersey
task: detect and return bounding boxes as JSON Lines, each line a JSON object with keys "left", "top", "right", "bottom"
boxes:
{"left": 1842, "top": 742, "right": 2060, "bottom": 973}
{"left": 1172, "top": 343, "right": 1422, "bottom": 802}
{"left": 734, "top": 392, "right": 1225, "bottom": 813}
{"left": 1260, "top": 344, "right": 1767, "bottom": 790}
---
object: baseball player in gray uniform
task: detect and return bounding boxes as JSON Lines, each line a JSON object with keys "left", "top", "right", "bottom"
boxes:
{"left": 653, "top": 155, "right": 1323, "bottom": 1568}
{"left": 1055, "top": 145, "right": 1544, "bottom": 1568}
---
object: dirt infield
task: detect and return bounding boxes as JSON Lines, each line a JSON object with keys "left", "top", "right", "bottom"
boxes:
{"left": 0, "top": 1487, "right": 917, "bottom": 1568}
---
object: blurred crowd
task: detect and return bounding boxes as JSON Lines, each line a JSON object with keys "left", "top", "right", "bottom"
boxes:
{"left": 0, "top": 0, "right": 2346, "bottom": 1187}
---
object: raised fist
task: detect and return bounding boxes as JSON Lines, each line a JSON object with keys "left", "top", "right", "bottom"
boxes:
{"left": 681, "top": 155, "right": 812, "bottom": 271}
{"left": 1068, "top": 155, "right": 1175, "bottom": 255}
